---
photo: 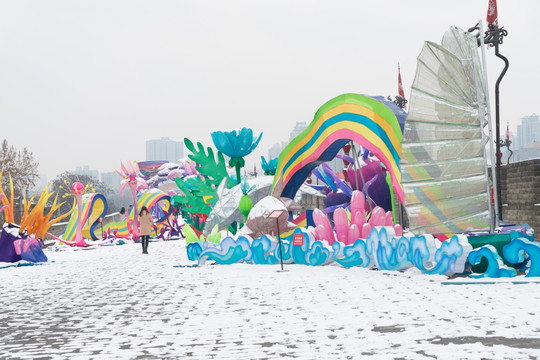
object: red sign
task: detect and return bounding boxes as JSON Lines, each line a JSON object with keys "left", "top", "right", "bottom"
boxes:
{"left": 268, "top": 210, "right": 286, "bottom": 219}
{"left": 293, "top": 234, "right": 304, "bottom": 246}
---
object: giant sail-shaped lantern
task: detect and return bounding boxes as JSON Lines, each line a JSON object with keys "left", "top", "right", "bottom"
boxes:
{"left": 401, "top": 26, "right": 495, "bottom": 234}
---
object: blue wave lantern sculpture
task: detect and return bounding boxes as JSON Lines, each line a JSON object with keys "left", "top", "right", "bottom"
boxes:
{"left": 468, "top": 245, "right": 517, "bottom": 278}
{"left": 503, "top": 237, "right": 540, "bottom": 277}
{"left": 185, "top": 227, "right": 477, "bottom": 276}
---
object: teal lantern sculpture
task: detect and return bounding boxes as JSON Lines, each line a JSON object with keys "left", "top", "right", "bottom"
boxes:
{"left": 261, "top": 156, "right": 278, "bottom": 176}
{"left": 211, "top": 128, "right": 262, "bottom": 184}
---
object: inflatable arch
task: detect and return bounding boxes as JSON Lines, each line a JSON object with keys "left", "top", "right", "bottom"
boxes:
{"left": 104, "top": 188, "right": 171, "bottom": 238}
{"left": 62, "top": 193, "right": 108, "bottom": 241}
{"left": 271, "top": 93, "right": 405, "bottom": 203}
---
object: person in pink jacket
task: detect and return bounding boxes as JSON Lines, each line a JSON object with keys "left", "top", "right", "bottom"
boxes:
{"left": 138, "top": 206, "right": 153, "bottom": 254}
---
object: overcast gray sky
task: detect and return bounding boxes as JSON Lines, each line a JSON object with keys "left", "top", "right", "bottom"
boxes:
{"left": 1, "top": 0, "right": 538, "bottom": 181}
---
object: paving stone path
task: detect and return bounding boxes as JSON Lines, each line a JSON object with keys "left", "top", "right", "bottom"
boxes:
{"left": 1, "top": 240, "right": 539, "bottom": 359}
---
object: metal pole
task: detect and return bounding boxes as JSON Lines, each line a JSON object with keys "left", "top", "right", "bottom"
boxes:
{"left": 476, "top": 20, "right": 495, "bottom": 233}
{"left": 479, "top": 21, "right": 508, "bottom": 226}
{"left": 475, "top": 20, "right": 508, "bottom": 229}
{"left": 349, "top": 141, "right": 361, "bottom": 192}
{"left": 398, "top": 201, "right": 404, "bottom": 227}
{"left": 478, "top": 20, "right": 500, "bottom": 229}
{"left": 350, "top": 141, "right": 372, "bottom": 212}
{"left": 276, "top": 218, "right": 284, "bottom": 271}
{"left": 494, "top": 41, "right": 509, "bottom": 221}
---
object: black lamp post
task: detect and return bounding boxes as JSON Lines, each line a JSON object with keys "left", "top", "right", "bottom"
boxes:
{"left": 468, "top": 19, "right": 509, "bottom": 224}
{"left": 484, "top": 23, "right": 509, "bottom": 221}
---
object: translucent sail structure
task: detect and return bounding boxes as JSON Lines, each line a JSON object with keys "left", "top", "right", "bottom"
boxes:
{"left": 401, "top": 26, "right": 493, "bottom": 234}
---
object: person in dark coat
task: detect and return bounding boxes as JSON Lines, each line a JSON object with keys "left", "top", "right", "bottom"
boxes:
{"left": 138, "top": 206, "right": 153, "bottom": 254}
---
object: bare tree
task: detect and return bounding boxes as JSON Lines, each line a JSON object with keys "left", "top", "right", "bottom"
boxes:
{"left": 49, "top": 171, "right": 114, "bottom": 214}
{"left": 0, "top": 139, "right": 39, "bottom": 192}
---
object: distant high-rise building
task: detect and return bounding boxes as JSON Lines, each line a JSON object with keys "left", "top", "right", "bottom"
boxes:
{"left": 73, "top": 165, "right": 99, "bottom": 181}
{"left": 516, "top": 114, "right": 540, "bottom": 149}
{"left": 268, "top": 122, "right": 308, "bottom": 160}
{"left": 101, "top": 171, "right": 122, "bottom": 190}
{"left": 146, "top": 137, "right": 184, "bottom": 163}
{"left": 268, "top": 142, "right": 285, "bottom": 160}
{"left": 289, "top": 121, "right": 307, "bottom": 141}
{"left": 514, "top": 114, "right": 540, "bottom": 162}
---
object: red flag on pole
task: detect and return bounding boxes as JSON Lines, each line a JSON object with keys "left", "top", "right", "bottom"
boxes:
{"left": 506, "top": 121, "right": 510, "bottom": 140}
{"left": 487, "top": 0, "right": 498, "bottom": 26}
{"left": 398, "top": 64, "right": 405, "bottom": 99}
{"left": 398, "top": 63, "right": 406, "bottom": 109}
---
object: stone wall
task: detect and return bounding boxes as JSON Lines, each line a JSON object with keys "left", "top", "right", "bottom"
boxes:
{"left": 500, "top": 159, "right": 540, "bottom": 231}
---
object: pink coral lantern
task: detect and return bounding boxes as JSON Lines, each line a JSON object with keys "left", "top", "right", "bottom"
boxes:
{"left": 312, "top": 190, "right": 402, "bottom": 245}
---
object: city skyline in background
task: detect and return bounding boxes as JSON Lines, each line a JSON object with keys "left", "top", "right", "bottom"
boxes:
{"left": 31, "top": 110, "right": 540, "bottom": 193}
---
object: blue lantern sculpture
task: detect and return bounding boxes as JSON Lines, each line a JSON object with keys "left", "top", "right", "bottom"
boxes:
{"left": 261, "top": 156, "right": 278, "bottom": 176}
{"left": 211, "top": 128, "right": 262, "bottom": 184}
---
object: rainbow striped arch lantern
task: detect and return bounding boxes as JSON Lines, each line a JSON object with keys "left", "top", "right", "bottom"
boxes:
{"left": 271, "top": 93, "right": 405, "bottom": 203}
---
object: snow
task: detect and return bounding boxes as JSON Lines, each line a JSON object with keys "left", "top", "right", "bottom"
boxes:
{"left": 1, "top": 240, "right": 540, "bottom": 359}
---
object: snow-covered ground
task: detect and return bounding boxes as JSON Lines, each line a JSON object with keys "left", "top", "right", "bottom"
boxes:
{"left": 1, "top": 239, "right": 539, "bottom": 359}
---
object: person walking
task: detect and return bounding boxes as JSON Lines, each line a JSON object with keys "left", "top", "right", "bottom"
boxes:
{"left": 138, "top": 206, "right": 153, "bottom": 254}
